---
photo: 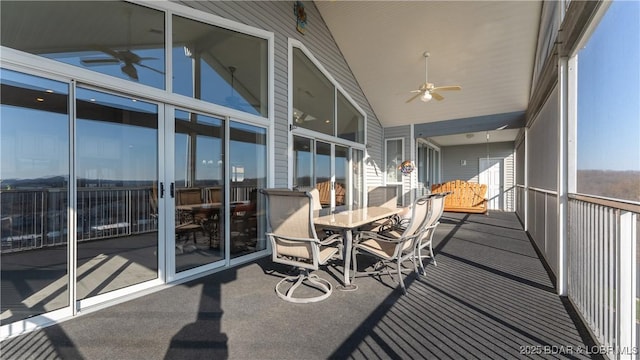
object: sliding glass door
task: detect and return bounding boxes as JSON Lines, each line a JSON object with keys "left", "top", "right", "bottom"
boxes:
{"left": 0, "top": 71, "right": 163, "bottom": 322}
{"left": 1, "top": 70, "right": 71, "bottom": 323}
{"left": 293, "top": 135, "right": 362, "bottom": 209}
{"left": 75, "top": 88, "right": 160, "bottom": 300}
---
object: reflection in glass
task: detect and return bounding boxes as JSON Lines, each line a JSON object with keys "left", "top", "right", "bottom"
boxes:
{"left": 1, "top": 1, "right": 165, "bottom": 88}
{"left": 174, "top": 110, "right": 225, "bottom": 272}
{"left": 386, "top": 139, "right": 403, "bottom": 183}
{"left": 335, "top": 145, "right": 349, "bottom": 206}
{"left": 1, "top": 69, "right": 70, "bottom": 322}
{"left": 315, "top": 142, "right": 332, "bottom": 207}
{"left": 417, "top": 143, "right": 429, "bottom": 196}
{"left": 172, "top": 15, "right": 268, "bottom": 117}
{"left": 293, "top": 48, "right": 335, "bottom": 136}
{"left": 353, "top": 149, "right": 365, "bottom": 208}
{"left": 76, "top": 88, "right": 158, "bottom": 299}
{"left": 293, "top": 136, "right": 313, "bottom": 188}
{"left": 230, "top": 122, "right": 267, "bottom": 258}
{"left": 337, "top": 92, "right": 364, "bottom": 143}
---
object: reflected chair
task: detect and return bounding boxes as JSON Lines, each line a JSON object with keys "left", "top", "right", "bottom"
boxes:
{"left": 351, "top": 195, "right": 431, "bottom": 294}
{"left": 260, "top": 188, "right": 343, "bottom": 303}
{"left": 207, "top": 187, "right": 222, "bottom": 203}
{"left": 176, "top": 188, "right": 202, "bottom": 206}
{"left": 414, "top": 192, "right": 448, "bottom": 274}
{"left": 174, "top": 188, "right": 204, "bottom": 249}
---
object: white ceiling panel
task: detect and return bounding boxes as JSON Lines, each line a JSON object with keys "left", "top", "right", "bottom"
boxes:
{"left": 316, "top": 1, "right": 542, "bottom": 144}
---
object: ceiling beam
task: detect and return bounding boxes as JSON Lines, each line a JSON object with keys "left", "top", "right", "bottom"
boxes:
{"left": 414, "top": 111, "right": 525, "bottom": 138}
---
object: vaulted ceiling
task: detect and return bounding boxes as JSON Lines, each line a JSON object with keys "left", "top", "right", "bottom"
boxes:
{"left": 315, "top": 1, "right": 542, "bottom": 145}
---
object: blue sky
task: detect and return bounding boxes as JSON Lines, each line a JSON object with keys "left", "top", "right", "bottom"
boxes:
{"left": 577, "top": 0, "right": 640, "bottom": 171}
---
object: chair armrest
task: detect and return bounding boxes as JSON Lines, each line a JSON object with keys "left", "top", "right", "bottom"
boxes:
{"left": 265, "top": 232, "right": 318, "bottom": 244}
{"left": 319, "top": 233, "right": 343, "bottom": 247}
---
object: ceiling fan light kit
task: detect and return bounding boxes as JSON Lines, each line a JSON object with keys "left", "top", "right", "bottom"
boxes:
{"left": 406, "top": 51, "right": 461, "bottom": 104}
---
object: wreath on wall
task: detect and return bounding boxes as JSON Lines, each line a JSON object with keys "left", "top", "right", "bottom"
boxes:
{"left": 399, "top": 160, "right": 415, "bottom": 176}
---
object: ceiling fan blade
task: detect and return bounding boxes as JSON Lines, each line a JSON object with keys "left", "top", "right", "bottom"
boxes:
{"left": 431, "top": 92, "right": 445, "bottom": 101}
{"left": 121, "top": 63, "right": 139, "bottom": 80}
{"left": 81, "top": 58, "right": 120, "bottom": 65}
{"left": 405, "top": 92, "right": 423, "bottom": 103}
{"left": 137, "top": 63, "right": 165, "bottom": 75}
{"left": 432, "top": 85, "right": 462, "bottom": 92}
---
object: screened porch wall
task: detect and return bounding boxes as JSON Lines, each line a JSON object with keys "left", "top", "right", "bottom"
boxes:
{"left": 524, "top": 86, "right": 560, "bottom": 277}
{"left": 173, "top": 0, "right": 384, "bottom": 188}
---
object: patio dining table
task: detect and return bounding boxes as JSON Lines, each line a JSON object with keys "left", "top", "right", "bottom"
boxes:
{"left": 314, "top": 206, "right": 403, "bottom": 291}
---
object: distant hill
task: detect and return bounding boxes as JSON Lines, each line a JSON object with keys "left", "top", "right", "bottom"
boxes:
{"left": 577, "top": 170, "right": 640, "bottom": 203}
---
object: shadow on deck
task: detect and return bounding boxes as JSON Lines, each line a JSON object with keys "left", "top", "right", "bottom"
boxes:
{"left": 0, "top": 212, "right": 599, "bottom": 359}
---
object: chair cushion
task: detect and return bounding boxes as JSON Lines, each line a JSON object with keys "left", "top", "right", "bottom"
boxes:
{"left": 359, "top": 238, "right": 396, "bottom": 258}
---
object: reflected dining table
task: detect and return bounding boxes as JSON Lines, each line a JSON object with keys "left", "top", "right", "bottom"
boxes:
{"left": 175, "top": 202, "right": 247, "bottom": 247}
{"left": 314, "top": 206, "right": 403, "bottom": 291}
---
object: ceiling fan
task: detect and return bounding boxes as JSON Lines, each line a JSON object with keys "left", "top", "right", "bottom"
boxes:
{"left": 81, "top": 47, "right": 163, "bottom": 80}
{"left": 80, "top": 10, "right": 163, "bottom": 81}
{"left": 406, "top": 51, "right": 461, "bottom": 103}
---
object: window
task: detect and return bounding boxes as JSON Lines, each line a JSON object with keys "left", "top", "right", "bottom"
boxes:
{"left": 385, "top": 139, "right": 403, "bottom": 184}
{"left": 1, "top": 1, "right": 165, "bottom": 89}
{"left": 576, "top": 0, "right": 640, "bottom": 202}
{"left": 292, "top": 48, "right": 335, "bottom": 136}
{"left": 172, "top": 15, "right": 268, "bottom": 117}
{"left": 337, "top": 92, "right": 364, "bottom": 143}
{"left": 292, "top": 45, "right": 365, "bottom": 143}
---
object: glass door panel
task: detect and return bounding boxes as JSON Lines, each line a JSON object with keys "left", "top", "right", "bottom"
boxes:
{"left": 293, "top": 136, "right": 313, "bottom": 188}
{"left": 75, "top": 88, "right": 158, "bottom": 300}
{"left": 1, "top": 69, "right": 70, "bottom": 322}
{"left": 315, "top": 141, "right": 331, "bottom": 207}
{"left": 229, "top": 121, "right": 267, "bottom": 258}
{"left": 335, "top": 145, "right": 349, "bottom": 207}
{"left": 174, "top": 110, "right": 224, "bottom": 272}
{"left": 352, "top": 149, "right": 365, "bottom": 208}
{"left": 292, "top": 135, "right": 364, "bottom": 209}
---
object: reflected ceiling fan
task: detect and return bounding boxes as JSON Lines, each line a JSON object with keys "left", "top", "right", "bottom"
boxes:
{"left": 80, "top": 10, "right": 163, "bottom": 81}
{"left": 81, "top": 47, "right": 163, "bottom": 80}
{"left": 406, "top": 51, "right": 461, "bottom": 103}
{"left": 225, "top": 66, "right": 260, "bottom": 110}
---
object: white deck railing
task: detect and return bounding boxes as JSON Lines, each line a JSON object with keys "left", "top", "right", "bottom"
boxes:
{"left": 568, "top": 194, "right": 638, "bottom": 359}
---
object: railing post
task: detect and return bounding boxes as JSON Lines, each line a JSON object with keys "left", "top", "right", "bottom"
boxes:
{"left": 618, "top": 211, "right": 637, "bottom": 359}
{"left": 557, "top": 56, "right": 569, "bottom": 296}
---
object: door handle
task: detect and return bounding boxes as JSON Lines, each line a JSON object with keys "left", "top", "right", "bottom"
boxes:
{"left": 170, "top": 183, "right": 175, "bottom": 198}
{"left": 159, "top": 182, "right": 165, "bottom": 198}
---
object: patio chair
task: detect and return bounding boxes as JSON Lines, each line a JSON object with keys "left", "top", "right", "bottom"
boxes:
{"left": 362, "top": 185, "right": 400, "bottom": 232}
{"left": 414, "top": 192, "right": 448, "bottom": 274}
{"left": 260, "top": 188, "right": 343, "bottom": 303}
{"left": 351, "top": 195, "right": 431, "bottom": 294}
